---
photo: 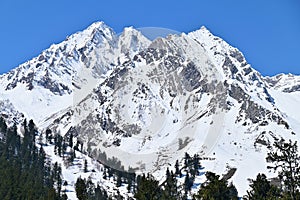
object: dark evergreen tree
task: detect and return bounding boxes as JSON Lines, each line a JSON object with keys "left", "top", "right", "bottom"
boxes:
{"left": 184, "top": 171, "right": 193, "bottom": 192}
{"left": 194, "top": 172, "right": 238, "bottom": 200}
{"left": 0, "top": 117, "right": 7, "bottom": 133}
{"left": 107, "top": 167, "right": 113, "bottom": 179}
{"left": 161, "top": 171, "right": 179, "bottom": 200}
{"left": 75, "top": 176, "right": 109, "bottom": 200}
{"left": 52, "top": 162, "right": 63, "bottom": 195}
{"left": 84, "top": 159, "right": 88, "bottom": 173}
{"left": 166, "top": 167, "right": 171, "bottom": 179}
{"left": 61, "top": 192, "right": 68, "bottom": 200}
{"left": 135, "top": 174, "right": 161, "bottom": 200}
{"left": 247, "top": 173, "right": 282, "bottom": 200}
{"left": 94, "top": 184, "right": 109, "bottom": 200}
{"left": 192, "top": 154, "right": 201, "bottom": 177}
{"left": 116, "top": 171, "right": 122, "bottom": 187}
{"left": 54, "top": 134, "right": 63, "bottom": 157}
{"left": 74, "top": 141, "right": 79, "bottom": 151}
{"left": 69, "top": 132, "right": 73, "bottom": 148}
{"left": 68, "top": 149, "right": 76, "bottom": 164}
{"left": 75, "top": 177, "right": 88, "bottom": 200}
{"left": 175, "top": 159, "right": 181, "bottom": 177}
{"left": 184, "top": 152, "right": 191, "bottom": 167}
{"left": 266, "top": 139, "right": 300, "bottom": 200}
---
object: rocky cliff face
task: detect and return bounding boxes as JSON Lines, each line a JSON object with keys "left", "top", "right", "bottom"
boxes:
{"left": 0, "top": 21, "right": 299, "bottom": 196}
{"left": 0, "top": 22, "right": 151, "bottom": 123}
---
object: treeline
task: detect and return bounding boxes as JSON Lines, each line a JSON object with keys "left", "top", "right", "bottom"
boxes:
{"left": 75, "top": 157, "right": 137, "bottom": 199}
{"left": 134, "top": 153, "right": 204, "bottom": 200}
{"left": 74, "top": 152, "right": 205, "bottom": 199}
{"left": 44, "top": 128, "right": 80, "bottom": 166}
{"left": 74, "top": 139, "right": 300, "bottom": 200}
{"left": 0, "top": 117, "right": 67, "bottom": 200}
{"left": 133, "top": 139, "right": 300, "bottom": 200}
{"left": 131, "top": 151, "right": 239, "bottom": 200}
{"left": 1, "top": 116, "right": 299, "bottom": 200}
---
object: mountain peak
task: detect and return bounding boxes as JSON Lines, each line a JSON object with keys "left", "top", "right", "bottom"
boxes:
{"left": 200, "top": 25, "right": 209, "bottom": 31}
{"left": 117, "top": 26, "right": 151, "bottom": 56}
{"left": 120, "top": 26, "right": 147, "bottom": 39}
{"left": 123, "top": 26, "right": 136, "bottom": 32}
{"left": 188, "top": 25, "right": 213, "bottom": 37}
{"left": 87, "top": 21, "right": 106, "bottom": 30}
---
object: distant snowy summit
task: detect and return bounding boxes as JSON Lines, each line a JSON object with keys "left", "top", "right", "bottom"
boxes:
{"left": 0, "top": 21, "right": 300, "bottom": 197}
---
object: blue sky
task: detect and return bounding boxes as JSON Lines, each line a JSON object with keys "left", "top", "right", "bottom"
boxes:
{"left": 0, "top": 0, "right": 299, "bottom": 76}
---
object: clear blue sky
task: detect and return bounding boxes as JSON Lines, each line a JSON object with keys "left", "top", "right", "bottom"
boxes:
{"left": 0, "top": 0, "right": 299, "bottom": 76}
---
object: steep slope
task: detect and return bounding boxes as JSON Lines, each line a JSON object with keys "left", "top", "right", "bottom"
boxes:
{"left": 264, "top": 73, "right": 300, "bottom": 135}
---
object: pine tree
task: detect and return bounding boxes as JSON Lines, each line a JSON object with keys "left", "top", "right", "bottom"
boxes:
{"left": 194, "top": 172, "right": 238, "bottom": 200}
{"left": 184, "top": 171, "right": 193, "bottom": 192}
{"left": 161, "top": 171, "right": 179, "bottom": 200}
{"left": 54, "top": 134, "right": 63, "bottom": 157}
{"left": 84, "top": 159, "right": 88, "bottom": 173}
{"left": 166, "top": 167, "right": 171, "bottom": 179}
{"left": 68, "top": 149, "right": 76, "bottom": 164}
{"left": 94, "top": 184, "right": 108, "bottom": 199}
{"left": 135, "top": 174, "right": 161, "bottom": 200}
{"left": 69, "top": 133, "right": 73, "bottom": 148}
{"left": 0, "top": 117, "right": 7, "bottom": 133}
{"left": 75, "top": 177, "right": 87, "bottom": 200}
{"left": 266, "top": 139, "right": 300, "bottom": 200}
{"left": 61, "top": 192, "right": 68, "bottom": 200}
{"left": 184, "top": 152, "right": 191, "bottom": 167}
{"left": 116, "top": 172, "right": 122, "bottom": 187}
{"left": 192, "top": 154, "right": 201, "bottom": 177}
{"left": 52, "top": 162, "right": 63, "bottom": 195}
{"left": 175, "top": 160, "right": 181, "bottom": 177}
{"left": 247, "top": 173, "right": 281, "bottom": 200}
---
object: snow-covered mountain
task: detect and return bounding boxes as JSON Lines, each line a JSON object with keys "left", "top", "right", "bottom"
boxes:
{"left": 1, "top": 21, "right": 300, "bottom": 198}
{"left": 0, "top": 22, "right": 150, "bottom": 124}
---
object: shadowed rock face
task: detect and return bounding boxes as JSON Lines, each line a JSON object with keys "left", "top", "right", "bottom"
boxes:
{"left": 283, "top": 85, "right": 300, "bottom": 92}
{"left": 181, "top": 62, "right": 201, "bottom": 91}
{"left": 229, "top": 49, "right": 244, "bottom": 63}
{"left": 0, "top": 100, "right": 25, "bottom": 125}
